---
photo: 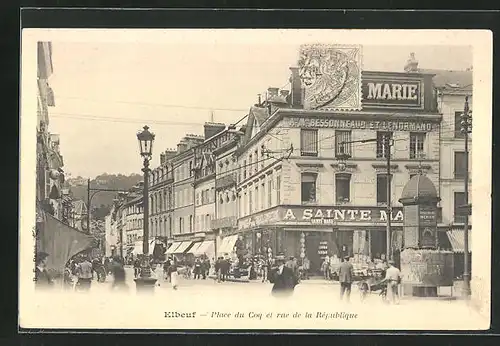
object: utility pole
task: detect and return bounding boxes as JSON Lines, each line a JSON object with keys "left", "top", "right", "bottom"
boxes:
{"left": 87, "top": 178, "right": 129, "bottom": 236}
{"left": 87, "top": 178, "right": 91, "bottom": 234}
{"left": 385, "top": 135, "right": 393, "bottom": 261}
{"left": 461, "top": 95, "right": 472, "bottom": 298}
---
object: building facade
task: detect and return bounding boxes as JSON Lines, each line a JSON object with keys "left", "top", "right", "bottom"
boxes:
{"left": 431, "top": 69, "right": 472, "bottom": 230}
{"left": 149, "top": 149, "right": 176, "bottom": 241}
{"left": 230, "top": 65, "right": 442, "bottom": 274}
{"left": 211, "top": 129, "right": 242, "bottom": 257}
{"left": 36, "top": 41, "right": 65, "bottom": 221}
{"left": 169, "top": 135, "right": 204, "bottom": 243}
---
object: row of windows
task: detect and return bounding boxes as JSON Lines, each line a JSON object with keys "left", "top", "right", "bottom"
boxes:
{"left": 150, "top": 189, "right": 172, "bottom": 215}
{"left": 150, "top": 217, "right": 172, "bottom": 237}
{"left": 125, "top": 218, "right": 143, "bottom": 231}
{"left": 300, "top": 172, "right": 392, "bottom": 205}
{"left": 196, "top": 188, "right": 215, "bottom": 206}
{"left": 175, "top": 188, "right": 193, "bottom": 208}
{"left": 300, "top": 129, "right": 427, "bottom": 160}
{"left": 195, "top": 213, "right": 214, "bottom": 232}
{"left": 239, "top": 174, "right": 281, "bottom": 218}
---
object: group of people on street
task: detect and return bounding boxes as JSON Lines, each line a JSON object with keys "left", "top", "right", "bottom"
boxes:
{"left": 214, "top": 257, "right": 231, "bottom": 282}
{"left": 35, "top": 251, "right": 128, "bottom": 292}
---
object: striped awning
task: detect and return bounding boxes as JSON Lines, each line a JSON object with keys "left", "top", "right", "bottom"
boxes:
{"left": 446, "top": 230, "right": 472, "bottom": 253}
{"left": 166, "top": 242, "right": 182, "bottom": 254}
{"left": 172, "top": 241, "right": 193, "bottom": 254}
{"left": 193, "top": 240, "right": 215, "bottom": 256}
{"left": 217, "top": 235, "right": 238, "bottom": 255}
{"left": 187, "top": 242, "right": 202, "bottom": 254}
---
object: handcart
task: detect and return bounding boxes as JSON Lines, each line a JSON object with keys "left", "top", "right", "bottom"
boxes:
{"left": 357, "top": 269, "right": 388, "bottom": 302}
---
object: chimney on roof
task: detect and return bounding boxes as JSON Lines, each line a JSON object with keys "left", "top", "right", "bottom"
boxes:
{"left": 160, "top": 153, "right": 166, "bottom": 165}
{"left": 404, "top": 52, "right": 419, "bottom": 73}
{"left": 177, "top": 141, "right": 188, "bottom": 153}
{"left": 165, "top": 149, "right": 177, "bottom": 161}
{"left": 204, "top": 122, "right": 226, "bottom": 139}
{"left": 289, "top": 67, "right": 303, "bottom": 108}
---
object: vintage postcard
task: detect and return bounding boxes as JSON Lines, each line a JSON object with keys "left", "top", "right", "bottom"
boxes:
{"left": 19, "top": 29, "right": 492, "bottom": 330}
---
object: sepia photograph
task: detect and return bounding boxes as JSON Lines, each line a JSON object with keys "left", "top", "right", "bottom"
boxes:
{"left": 19, "top": 29, "right": 492, "bottom": 330}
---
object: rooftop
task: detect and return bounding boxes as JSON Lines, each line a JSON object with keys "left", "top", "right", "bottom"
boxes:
{"left": 418, "top": 68, "right": 472, "bottom": 92}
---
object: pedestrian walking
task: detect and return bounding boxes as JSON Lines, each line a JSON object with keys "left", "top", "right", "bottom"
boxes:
{"left": 133, "top": 256, "right": 142, "bottom": 278}
{"left": 321, "top": 257, "right": 330, "bottom": 280}
{"left": 384, "top": 260, "right": 402, "bottom": 304}
{"left": 215, "top": 257, "right": 222, "bottom": 283}
{"left": 202, "top": 257, "right": 210, "bottom": 279}
{"left": 170, "top": 261, "right": 179, "bottom": 290}
{"left": 110, "top": 256, "right": 128, "bottom": 291}
{"left": 163, "top": 259, "right": 171, "bottom": 282}
{"left": 270, "top": 255, "right": 297, "bottom": 298}
{"left": 193, "top": 258, "right": 202, "bottom": 279}
{"left": 261, "top": 257, "right": 268, "bottom": 283}
{"left": 338, "top": 256, "right": 354, "bottom": 303}
{"left": 75, "top": 256, "right": 93, "bottom": 292}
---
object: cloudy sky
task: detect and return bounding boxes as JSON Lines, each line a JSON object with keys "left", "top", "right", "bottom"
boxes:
{"left": 45, "top": 34, "right": 472, "bottom": 178}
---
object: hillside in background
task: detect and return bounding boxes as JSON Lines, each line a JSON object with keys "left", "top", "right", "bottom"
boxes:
{"left": 67, "top": 173, "right": 143, "bottom": 220}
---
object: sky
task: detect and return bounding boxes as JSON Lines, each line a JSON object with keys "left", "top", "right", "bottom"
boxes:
{"left": 46, "top": 39, "right": 472, "bottom": 179}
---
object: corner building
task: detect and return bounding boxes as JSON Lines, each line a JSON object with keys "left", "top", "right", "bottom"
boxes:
{"left": 233, "top": 68, "right": 442, "bottom": 274}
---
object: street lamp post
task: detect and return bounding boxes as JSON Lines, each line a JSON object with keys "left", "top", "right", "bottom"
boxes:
{"left": 337, "top": 138, "right": 394, "bottom": 261}
{"left": 134, "top": 125, "right": 157, "bottom": 292}
{"left": 460, "top": 96, "right": 472, "bottom": 298}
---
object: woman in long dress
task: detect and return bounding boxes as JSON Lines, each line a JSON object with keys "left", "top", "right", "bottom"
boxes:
{"left": 170, "top": 261, "right": 179, "bottom": 290}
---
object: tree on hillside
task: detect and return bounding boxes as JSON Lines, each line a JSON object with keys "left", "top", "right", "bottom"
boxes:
{"left": 68, "top": 173, "right": 143, "bottom": 220}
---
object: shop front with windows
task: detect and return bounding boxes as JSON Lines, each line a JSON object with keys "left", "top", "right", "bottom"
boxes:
{"left": 237, "top": 205, "right": 404, "bottom": 275}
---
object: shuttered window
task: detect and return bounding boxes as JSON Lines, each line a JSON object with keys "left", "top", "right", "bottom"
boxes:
{"left": 301, "top": 129, "right": 318, "bottom": 156}
{"left": 335, "top": 130, "right": 352, "bottom": 155}
{"left": 301, "top": 173, "right": 317, "bottom": 203}
{"left": 410, "top": 132, "right": 426, "bottom": 159}
{"left": 454, "top": 151, "right": 466, "bottom": 179}
{"left": 376, "top": 132, "right": 393, "bottom": 159}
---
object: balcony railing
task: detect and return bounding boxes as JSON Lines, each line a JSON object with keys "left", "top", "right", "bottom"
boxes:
{"left": 215, "top": 174, "right": 237, "bottom": 190}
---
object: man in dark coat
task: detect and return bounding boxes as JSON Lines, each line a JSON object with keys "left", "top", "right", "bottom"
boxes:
{"left": 109, "top": 256, "right": 128, "bottom": 291}
{"left": 220, "top": 257, "right": 230, "bottom": 282}
{"left": 270, "top": 255, "right": 296, "bottom": 298}
{"left": 35, "top": 252, "right": 53, "bottom": 289}
{"left": 338, "top": 256, "right": 354, "bottom": 302}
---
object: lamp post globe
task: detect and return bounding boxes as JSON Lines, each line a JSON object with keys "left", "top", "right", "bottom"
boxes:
{"left": 137, "top": 125, "right": 155, "bottom": 161}
{"left": 134, "top": 125, "right": 157, "bottom": 292}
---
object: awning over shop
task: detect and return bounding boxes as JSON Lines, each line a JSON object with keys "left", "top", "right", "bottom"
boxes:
{"left": 131, "top": 240, "right": 156, "bottom": 255}
{"left": 218, "top": 235, "right": 238, "bottom": 255}
{"left": 187, "top": 242, "right": 202, "bottom": 254}
{"left": 446, "top": 230, "right": 472, "bottom": 253}
{"left": 193, "top": 240, "right": 215, "bottom": 256}
{"left": 166, "top": 242, "right": 182, "bottom": 254}
{"left": 172, "top": 241, "right": 193, "bottom": 254}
